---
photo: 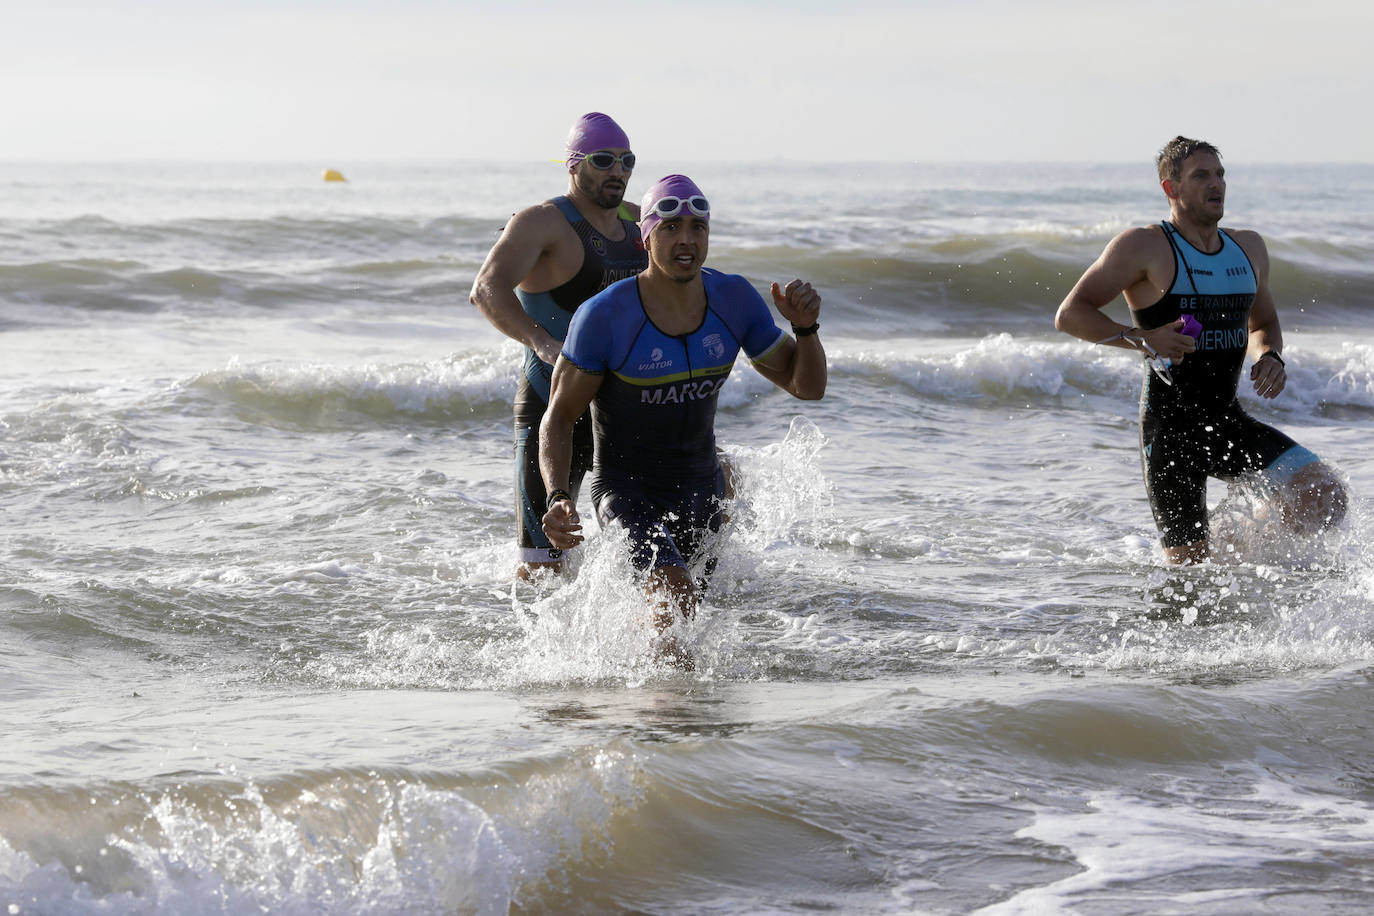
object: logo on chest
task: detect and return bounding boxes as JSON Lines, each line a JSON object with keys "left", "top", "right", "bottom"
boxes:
{"left": 638, "top": 346, "right": 675, "bottom": 372}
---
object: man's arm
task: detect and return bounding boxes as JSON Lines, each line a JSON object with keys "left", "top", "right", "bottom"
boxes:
{"left": 538, "top": 358, "right": 603, "bottom": 549}
{"left": 1235, "top": 230, "right": 1287, "bottom": 400}
{"left": 752, "top": 279, "right": 827, "bottom": 400}
{"left": 1055, "top": 229, "right": 1197, "bottom": 362}
{"left": 468, "top": 206, "right": 566, "bottom": 365}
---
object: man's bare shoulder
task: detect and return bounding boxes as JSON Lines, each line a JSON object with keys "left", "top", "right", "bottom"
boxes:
{"left": 1222, "top": 226, "right": 1269, "bottom": 264}
{"left": 1221, "top": 226, "right": 1265, "bottom": 247}
{"left": 1100, "top": 223, "right": 1170, "bottom": 264}
{"left": 506, "top": 198, "right": 570, "bottom": 228}
{"left": 496, "top": 198, "right": 577, "bottom": 247}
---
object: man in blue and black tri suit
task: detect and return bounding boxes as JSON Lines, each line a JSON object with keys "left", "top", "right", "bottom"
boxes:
{"left": 1056, "top": 136, "right": 1346, "bottom": 564}
{"left": 538, "top": 174, "right": 828, "bottom": 630}
{"left": 469, "top": 113, "right": 647, "bottom": 578}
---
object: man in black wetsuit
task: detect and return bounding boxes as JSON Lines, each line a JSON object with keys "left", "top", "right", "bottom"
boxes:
{"left": 469, "top": 113, "right": 647, "bottom": 577}
{"left": 1055, "top": 136, "right": 1346, "bottom": 564}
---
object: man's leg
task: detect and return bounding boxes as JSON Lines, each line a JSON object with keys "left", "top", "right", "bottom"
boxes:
{"left": 596, "top": 492, "right": 698, "bottom": 639}
{"left": 645, "top": 563, "right": 697, "bottom": 669}
{"left": 648, "top": 564, "right": 697, "bottom": 630}
{"left": 1263, "top": 448, "right": 1348, "bottom": 535}
{"left": 513, "top": 404, "right": 593, "bottom": 579}
{"left": 1142, "top": 425, "right": 1212, "bottom": 565}
{"left": 514, "top": 423, "right": 562, "bottom": 578}
{"left": 1213, "top": 418, "right": 1348, "bottom": 553}
{"left": 1162, "top": 540, "right": 1210, "bottom": 564}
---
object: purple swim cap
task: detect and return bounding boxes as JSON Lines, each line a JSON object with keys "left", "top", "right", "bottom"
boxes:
{"left": 639, "top": 174, "right": 709, "bottom": 241}
{"left": 564, "top": 112, "right": 630, "bottom": 171}
{"left": 1179, "top": 314, "right": 1203, "bottom": 338}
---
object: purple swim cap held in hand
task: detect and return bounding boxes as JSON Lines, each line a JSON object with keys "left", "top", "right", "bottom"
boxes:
{"left": 639, "top": 174, "right": 709, "bottom": 241}
{"left": 1157, "top": 314, "right": 1204, "bottom": 373}
{"left": 564, "top": 112, "right": 630, "bottom": 170}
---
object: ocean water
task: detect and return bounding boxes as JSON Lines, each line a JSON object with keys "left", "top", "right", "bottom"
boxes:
{"left": 2, "top": 159, "right": 1373, "bottom": 914}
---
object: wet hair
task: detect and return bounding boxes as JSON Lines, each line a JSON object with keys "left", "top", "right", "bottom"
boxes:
{"left": 1156, "top": 136, "right": 1222, "bottom": 183}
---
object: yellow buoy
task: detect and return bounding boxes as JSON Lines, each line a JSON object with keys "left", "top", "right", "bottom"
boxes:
{"left": 323, "top": 169, "right": 347, "bottom": 183}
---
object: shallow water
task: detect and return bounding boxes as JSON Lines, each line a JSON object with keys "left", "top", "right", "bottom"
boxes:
{"left": 2, "top": 160, "right": 1372, "bottom": 913}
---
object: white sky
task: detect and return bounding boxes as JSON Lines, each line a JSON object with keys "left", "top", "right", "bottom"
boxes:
{"left": 3, "top": 0, "right": 1371, "bottom": 163}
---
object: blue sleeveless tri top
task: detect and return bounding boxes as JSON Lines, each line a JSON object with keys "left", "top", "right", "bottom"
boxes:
{"left": 514, "top": 196, "right": 646, "bottom": 402}
{"left": 1132, "top": 221, "right": 1257, "bottom": 415}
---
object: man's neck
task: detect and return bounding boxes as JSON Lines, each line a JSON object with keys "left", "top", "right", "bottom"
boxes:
{"left": 566, "top": 188, "right": 624, "bottom": 238}
{"left": 637, "top": 270, "right": 705, "bottom": 335}
{"left": 1169, "top": 210, "right": 1222, "bottom": 253}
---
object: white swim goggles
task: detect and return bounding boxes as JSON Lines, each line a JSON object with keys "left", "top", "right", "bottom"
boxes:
{"left": 584, "top": 150, "right": 636, "bottom": 170}
{"left": 1097, "top": 330, "right": 1173, "bottom": 386}
{"left": 648, "top": 195, "right": 710, "bottom": 218}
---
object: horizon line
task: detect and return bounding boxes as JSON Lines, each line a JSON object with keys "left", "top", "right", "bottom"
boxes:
{"left": 4, "top": 156, "right": 1374, "bottom": 167}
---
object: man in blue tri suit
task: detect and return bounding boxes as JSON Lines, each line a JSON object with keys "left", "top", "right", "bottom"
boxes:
{"left": 538, "top": 174, "right": 827, "bottom": 630}
{"left": 1056, "top": 137, "right": 1346, "bottom": 564}
{"left": 469, "top": 113, "right": 647, "bottom": 578}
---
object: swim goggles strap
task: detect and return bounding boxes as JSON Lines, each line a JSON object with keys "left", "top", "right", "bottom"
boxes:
{"left": 1095, "top": 329, "right": 1174, "bottom": 386}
